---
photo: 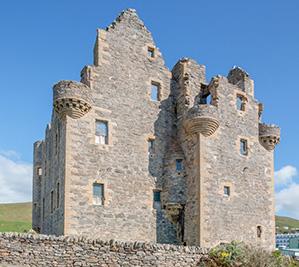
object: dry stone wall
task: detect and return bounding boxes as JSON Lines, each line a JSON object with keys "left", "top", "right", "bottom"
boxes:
{"left": 0, "top": 233, "right": 207, "bottom": 267}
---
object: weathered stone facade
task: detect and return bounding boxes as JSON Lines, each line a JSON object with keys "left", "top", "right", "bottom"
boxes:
{"left": 32, "top": 8, "right": 280, "bottom": 250}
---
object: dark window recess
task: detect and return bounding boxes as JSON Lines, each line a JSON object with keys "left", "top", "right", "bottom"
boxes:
{"left": 257, "top": 226, "right": 262, "bottom": 238}
{"left": 153, "top": 191, "right": 161, "bottom": 202}
{"left": 224, "top": 186, "right": 230, "bottom": 196}
{"left": 240, "top": 139, "right": 248, "bottom": 155}
{"left": 50, "top": 191, "right": 54, "bottom": 213}
{"left": 57, "top": 183, "right": 60, "bottom": 209}
{"left": 147, "top": 47, "right": 155, "bottom": 58}
{"left": 236, "top": 95, "right": 246, "bottom": 111}
{"left": 176, "top": 159, "right": 183, "bottom": 171}
{"left": 42, "top": 198, "right": 45, "bottom": 220}
{"left": 148, "top": 139, "right": 155, "bottom": 155}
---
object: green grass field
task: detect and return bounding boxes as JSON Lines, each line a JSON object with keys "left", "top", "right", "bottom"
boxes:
{"left": 0, "top": 202, "right": 32, "bottom": 233}
{"left": 0, "top": 202, "right": 298, "bottom": 234}
{"left": 276, "top": 215, "right": 299, "bottom": 233}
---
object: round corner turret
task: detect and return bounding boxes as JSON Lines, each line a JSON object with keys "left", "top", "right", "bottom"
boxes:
{"left": 259, "top": 123, "right": 280, "bottom": 151}
{"left": 184, "top": 104, "right": 219, "bottom": 137}
{"left": 53, "top": 80, "right": 92, "bottom": 119}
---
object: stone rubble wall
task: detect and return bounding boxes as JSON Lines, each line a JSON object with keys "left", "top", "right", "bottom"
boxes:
{"left": 0, "top": 233, "right": 207, "bottom": 267}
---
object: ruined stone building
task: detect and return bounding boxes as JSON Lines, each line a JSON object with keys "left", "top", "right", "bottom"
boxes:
{"left": 32, "top": 9, "right": 280, "bottom": 250}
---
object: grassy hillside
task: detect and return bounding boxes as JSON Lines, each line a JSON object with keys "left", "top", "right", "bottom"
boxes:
{"left": 276, "top": 215, "right": 299, "bottom": 233}
{"left": 0, "top": 202, "right": 32, "bottom": 232}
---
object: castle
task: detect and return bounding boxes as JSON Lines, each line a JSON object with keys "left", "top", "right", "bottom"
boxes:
{"left": 32, "top": 9, "right": 280, "bottom": 250}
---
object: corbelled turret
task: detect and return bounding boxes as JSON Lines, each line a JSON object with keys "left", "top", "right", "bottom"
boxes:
{"left": 53, "top": 80, "right": 92, "bottom": 119}
{"left": 259, "top": 123, "right": 280, "bottom": 151}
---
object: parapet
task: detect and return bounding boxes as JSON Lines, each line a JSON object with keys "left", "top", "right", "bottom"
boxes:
{"left": 53, "top": 80, "right": 92, "bottom": 119}
{"left": 259, "top": 123, "right": 280, "bottom": 151}
{"left": 184, "top": 104, "right": 219, "bottom": 137}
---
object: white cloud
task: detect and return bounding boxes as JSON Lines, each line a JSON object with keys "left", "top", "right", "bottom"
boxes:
{"left": 0, "top": 151, "right": 32, "bottom": 203}
{"left": 275, "top": 165, "right": 298, "bottom": 186}
{"left": 276, "top": 183, "right": 299, "bottom": 219}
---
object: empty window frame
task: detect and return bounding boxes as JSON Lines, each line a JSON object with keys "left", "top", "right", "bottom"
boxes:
{"left": 147, "top": 46, "right": 155, "bottom": 58}
{"left": 57, "top": 182, "right": 60, "bottom": 209}
{"left": 257, "top": 226, "right": 262, "bottom": 238}
{"left": 151, "top": 82, "right": 160, "bottom": 101}
{"left": 50, "top": 191, "right": 54, "bottom": 213}
{"left": 224, "top": 186, "right": 230, "bottom": 196}
{"left": 240, "top": 139, "right": 248, "bottom": 156}
{"left": 236, "top": 95, "right": 246, "bottom": 111}
{"left": 176, "top": 159, "right": 183, "bottom": 172}
{"left": 95, "top": 120, "right": 108, "bottom": 144}
{"left": 93, "top": 183, "right": 104, "bottom": 205}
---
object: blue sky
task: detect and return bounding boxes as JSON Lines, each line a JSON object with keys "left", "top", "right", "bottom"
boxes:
{"left": 0, "top": 1, "right": 298, "bottom": 218}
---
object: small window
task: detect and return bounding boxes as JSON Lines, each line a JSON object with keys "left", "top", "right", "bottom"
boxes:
{"left": 240, "top": 139, "right": 248, "bottom": 156}
{"left": 95, "top": 120, "right": 108, "bottom": 145}
{"left": 153, "top": 190, "right": 161, "bottom": 209}
{"left": 93, "top": 183, "right": 104, "bottom": 205}
{"left": 50, "top": 191, "right": 54, "bottom": 213}
{"left": 148, "top": 138, "right": 155, "bottom": 155}
{"left": 37, "top": 167, "right": 42, "bottom": 177}
{"left": 257, "top": 226, "right": 262, "bottom": 238}
{"left": 55, "top": 132, "right": 58, "bottom": 154}
{"left": 153, "top": 191, "right": 161, "bottom": 202}
{"left": 224, "top": 186, "right": 230, "bottom": 196}
{"left": 56, "top": 182, "right": 60, "bottom": 209}
{"left": 42, "top": 198, "right": 45, "bottom": 220}
{"left": 147, "top": 46, "right": 155, "bottom": 58}
{"left": 176, "top": 159, "right": 183, "bottom": 172}
{"left": 151, "top": 82, "right": 160, "bottom": 101}
{"left": 236, "top": 95, "right": 246, "bottom": 111}
{"left": 33, "top": 203, "right": 37, "bottom": 211}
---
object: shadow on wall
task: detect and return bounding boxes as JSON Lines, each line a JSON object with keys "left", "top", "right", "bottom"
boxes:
{"left": 148, "top": 78, "right": 186, "bottom": 245}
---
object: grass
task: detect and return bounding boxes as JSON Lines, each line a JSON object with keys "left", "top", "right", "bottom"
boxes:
{"left": 0, "top": 202, "right": 32, "bottom": 233}
{"left": 276, "top": 215, "right": 299, "bottom": 233}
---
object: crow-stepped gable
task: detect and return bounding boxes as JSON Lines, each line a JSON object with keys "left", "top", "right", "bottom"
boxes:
{"left": 32, "top": 8, "right": 280, "bottom": 250}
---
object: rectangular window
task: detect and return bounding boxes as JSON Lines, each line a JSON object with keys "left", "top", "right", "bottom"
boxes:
{"left": 224, "top": 186, "right": 230, "bottom": 196}
{"left": 37, "top": 167, "right": 42, "bottom": 177}
{"left": 236, "top": 95, "right": 245, "bottom": 111}
{"left": 257, "top": 226, "right": 262, "bottom": 238}
{"left": 153, "top": 190, "right": 161, "bottom": 209}
{"left": 50, "top": 191, "right": 54, "bottom": 213}
{"left": 151, "top": 82, "right": 160, "bottom": 101}
{"left": 95, "top": 120, "right": 108, "bottom": 145}
{"left": 176, "top": 159, "right": 183, "bottom": 172}
{"left": 153, "top": 191, "right": 161, "bottom": 202}
{"left": 93, "top": 183, "right": 104, "bottom": 205}
{"left": 240, "top": 139, "right": 248, "bottom": 155}
{"left": 57, "top": 182, "right": 60, "bottom": 209}
{"left": 147, "top": 47, "right": 155, "bottom": 58}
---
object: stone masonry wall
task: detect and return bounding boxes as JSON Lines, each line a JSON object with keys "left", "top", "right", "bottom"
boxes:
{"left": 62, "top": 9, "right": 176, "bottom": 243}
{"left": 0, "top": 233, "right": 207, "bottom": 267}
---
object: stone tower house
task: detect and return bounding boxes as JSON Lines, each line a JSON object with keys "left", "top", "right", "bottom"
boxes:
{"left": 32, "top": 9, "right": 280, "bottom": 250}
